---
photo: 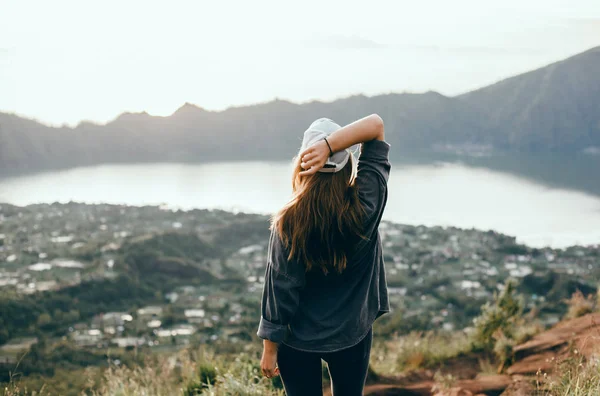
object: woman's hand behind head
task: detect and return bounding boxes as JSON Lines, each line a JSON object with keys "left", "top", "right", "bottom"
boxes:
{"left": 299, "top": 140, "right": 330, "bottom": 176}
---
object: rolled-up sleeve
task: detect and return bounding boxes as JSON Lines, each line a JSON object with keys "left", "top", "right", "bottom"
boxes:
{"left": 257, "top": 230, "right": 306, "bottom": 343}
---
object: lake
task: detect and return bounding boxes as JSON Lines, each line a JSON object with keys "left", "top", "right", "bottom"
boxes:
{"left": 1, "top": 161, "right": 600, "bottom": 249}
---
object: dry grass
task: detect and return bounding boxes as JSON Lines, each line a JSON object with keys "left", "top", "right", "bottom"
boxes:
{"left": 87, "top": 349, "right": 284, "bottom": 396}
{"left": 2, "top": 348, "right": 284, "bottom": 396}
{"left": 564, "top": 290, "right": 595, "bottom": 320}
{"left": 0, "top": 353, "right": 49, "bottom": 396}
{"left": 431, "top": 371, "right": 457, "bottom": 393}
{"left": 477, "top": 357, "right": 497, "bottom": 375}
{"left": 513, "top": 318, "right": 545, "bottom": 345}
{"left": 370, "top": 330, "right": 473, "bottom": 373}
{"left": 1, "top": 383, "right": 47, "bottom": 396}
{"left": 536, "top": 351, "right": 600, "bottom": 395}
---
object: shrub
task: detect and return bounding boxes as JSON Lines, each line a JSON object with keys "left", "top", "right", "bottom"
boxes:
{"left": 492, "top": 330, "right": 515, "bottom": 373}
{"left": 512, "top": 320, "right": 544, "bottom": 345}
{"left": 184, "top": 379, "right": 205, "bottom": 396}
{"left": 564, "top": 289, "right": 594, "bottom": 319}
{"left": 197, "top": 362, "right": 217, "bottom": 387}
{"left": 471, "top": 279, "right": 523, "bottom": 351}
{"left": 183, "top": 363, "right": 217, "bottom": 395}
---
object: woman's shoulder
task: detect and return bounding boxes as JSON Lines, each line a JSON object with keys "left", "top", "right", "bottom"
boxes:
{"left": 359, "top": 140, "right": 391, "bottom": 162}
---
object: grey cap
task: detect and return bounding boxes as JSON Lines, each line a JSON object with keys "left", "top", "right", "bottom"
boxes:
{"left": 300, "top": 118, "right": 359, "bottom": 173}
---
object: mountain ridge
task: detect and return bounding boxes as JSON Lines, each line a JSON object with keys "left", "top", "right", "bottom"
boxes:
{"left": 1, "top": 46, "right": 599, "bottom": 175}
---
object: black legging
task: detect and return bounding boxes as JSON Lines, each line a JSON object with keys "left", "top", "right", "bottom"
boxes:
{"left": 276, "top": 327, "right": 373, "bottom": 396}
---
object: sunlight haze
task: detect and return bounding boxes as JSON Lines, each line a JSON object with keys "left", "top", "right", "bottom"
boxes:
{"left": 1, "top": 0, "right": 599, "bottom": 126}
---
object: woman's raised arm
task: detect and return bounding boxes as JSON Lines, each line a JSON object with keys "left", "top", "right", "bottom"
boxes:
{"left": 299, "top": 114, "right": 384, "bottom": 176}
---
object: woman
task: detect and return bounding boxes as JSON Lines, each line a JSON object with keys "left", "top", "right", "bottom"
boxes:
{"left": 257, "top": 114, "right": 391, "bottom": 396}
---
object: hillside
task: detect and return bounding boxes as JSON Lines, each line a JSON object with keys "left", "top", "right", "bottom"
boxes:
{"left": 459, "top": 46, "right": 600, "bottom": 152}
{"left": 1, "top": 202, "right": 599, "bottom": 395}
{"left": 357, "top": 312, "right": 600, "bottom": 395}
{"left": 1, "top": 46, "right": 599, "bottom": 176}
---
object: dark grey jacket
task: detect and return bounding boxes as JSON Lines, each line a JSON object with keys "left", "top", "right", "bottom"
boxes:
{"left": 257, "top": 139, "right": 391, "bottom": 352}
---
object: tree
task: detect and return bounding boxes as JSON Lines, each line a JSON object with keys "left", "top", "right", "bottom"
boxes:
{"left": 37, "top": 313, "right": 52, "bottom": 329}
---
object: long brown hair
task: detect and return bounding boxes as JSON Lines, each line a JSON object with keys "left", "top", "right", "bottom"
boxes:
{"left": 271, "top": 152, "right": 366, "bottom": 275}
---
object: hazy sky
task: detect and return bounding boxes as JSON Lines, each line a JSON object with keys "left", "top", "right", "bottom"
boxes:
{"left": 1, "top": 0, "right": 599, "bottom": 126}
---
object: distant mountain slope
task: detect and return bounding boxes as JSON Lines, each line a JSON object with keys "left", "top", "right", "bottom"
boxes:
{"left": 1, "top": 46, "right": 599, "bottom": 175}
{"left": 459, "top": 46, "right": 600, "bottom": 151}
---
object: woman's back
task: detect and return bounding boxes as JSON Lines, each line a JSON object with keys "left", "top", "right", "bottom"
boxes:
{"left": 258, "top": 115, "right": 391, "bottom": 395}
{"left": 258, "top": 138, "right": 391, "bottom": 352}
